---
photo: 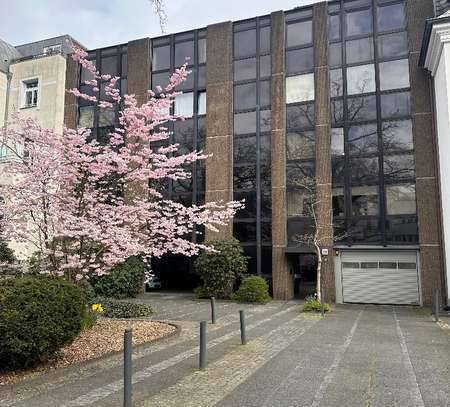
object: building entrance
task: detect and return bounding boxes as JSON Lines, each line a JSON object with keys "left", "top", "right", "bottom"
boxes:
{"left": 293, "top": 253, "right": 317, "bottom": 299}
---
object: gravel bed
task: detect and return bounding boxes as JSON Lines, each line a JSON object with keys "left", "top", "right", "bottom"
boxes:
{"left": 0, "top": 319, "right": 176, "bottom": 386}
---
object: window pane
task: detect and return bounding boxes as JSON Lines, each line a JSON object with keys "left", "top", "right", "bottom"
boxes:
{"left": 198, "top": 38, "right": 207, "bottom": 64}
{"left": 260, "top": 27, "right": 271, "bottom": 54}
{"left": 121, "top": 54, "right": 128, "bottom": 76}
{"left": 329, "top": 14, "right": 341, "bottom": 41}
{"left": 286, "top": 20, "right": 313, "bottom": 47}
{"left": 330, "top": 69, "right": 343, "bottom": 97}
{"left": 287, "top": 103, "right": 315, "bottom": 129}
{"left": 329, "top": 42, "right": 342, "bottom": 67}
{"left": 234, "top": 82, "right": 256, "bottom": 110}
{"left": 261, "top": 189, "right": 272, "bottom": 217}
{"left": 78, "top": 106, "right": 94, "bottom": 128}
{"left": 234, "top": 111, "right": 256, "bottom": 135}
{"left": 347, "top": 64, "right": 375, "bottom": 95}
{"left": 346, "top": 37, "right": 374, "bottom": 64}
{"left": 234, "top": 30, "right": 256, "bottom": 58}
{"left": 386, "top": 216, "right": 418, "bottom": 244}
{"left": 286, "top": 47, "right": 314, "bottom": 74}
{"left": 348, "top": 123, "right": 378, "bottom": 155}
{"left": 377, "top": 3, "right": 405, "bottom": 32}
{"left": 234, "top": 136, "right": 256, "bottom": 164}
{"left": 346, "top": 8, "right": 373, "bottom": 37}
{"left": 234, "top": 166, "right": 256, "bottom": 190}
{"left": 331, "top": 98, "right": 344, "bottom": 124}
{"left": 333, "top": 187, "right": 345, "bottom": 217}
{"left": 234, "top": 221, "right": 257, "bottom": 242}
{"left": 98, "top": 107, "right": 116, "bottom": 127}
{"left": 331, "top": 127, "right": 345, "bottom": 156}
{"left": 287, "top": 189, "right": 312, "bottom": 217}
{"left": 383, "top": 153, "right": 415, "bottom": 182}
{"left": 287, "top": 218, "right": 315, "bottom": 244}
{"left": 176, "top": 70, "right": 194, "bottom": 91}
{"left": 350, "top": 157, "right": 379, "bottom": 184}
{"left": 286, "top": 131, "right": 315, "bottom": 160}
{"left": 381, "top": 92, "right": 410, "bottom": 119}
{"left": 260, "top": 135, "right": 271, "bottom": 163}
{"left": 286, "top": 73, "right": 315, "bottom": 103}
{"left": 378, "top": 32, "right": 408, "bottom": 59}
{"left": 81, "top": 59, "right": 96, "bottom": 82}
{"left": 260, "top": 54, "right": 271, "bottom": 78}
{"left": 197, "top": 65, "right": 206, "bottom": 88}
{"left": 101, "top": 56, "right": 117, "bottom": 76}
{"left": 382, "top": 120, "right": 413, "bottom": 152}
{"left": 351, "top": 185, "right": 378, "bottom": 216}
{"left": 348, "top": 218, "right": 381, "bottom": 244}
{"left": 152, "top": 46, "right": 170, "bottom": 71}
{"left": 348, "top": 95, "right": 377, "bottom": 122}
{"left": 332, "top": 157, "right": 345, "bottom": 184}
{"left": 175, "top": 92, "right": 194, "bottom": 116}
{"left": 173, "top": 119, "right": 193, "bottom": 145}
{"left": 234, "top": 58, "right": 257, "bottom": 81}
{"left": 286, "top": 161, "right": 315, "bottom": 186}
{"left": 386, "top": 184, "right": 416, "bottom": 215}
{"left": 234, "top": 191, "right": 256, "bottom": 218}
{"left": 198, "top": 91, "right": 206, "bottom": 115}
{"left": 379, "top": 59, "right": 410, "bottom": 91}
{"left": 260, "top": 80, "right": 271, "bottom": 107}
{"left": 175, "top": 41, "right": 194, "bottom": 66}
{"left": 260, "top": 110, "right": 271, "bottom": 133}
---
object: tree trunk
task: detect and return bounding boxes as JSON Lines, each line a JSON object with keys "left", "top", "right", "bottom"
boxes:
{"left": 316, "top": 244, "right": 322, "bottom": 301}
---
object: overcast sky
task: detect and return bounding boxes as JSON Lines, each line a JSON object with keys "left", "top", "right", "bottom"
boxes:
{"left": 0, "top": 0, "right": 316, "bottom": 49}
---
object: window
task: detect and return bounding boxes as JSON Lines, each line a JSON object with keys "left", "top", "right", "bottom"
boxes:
{"left": 378, "top": 32, "right": 408, "bottom": 59}
{"left": 234, "top": 83, "right": 257, "bottom": 111}
{"left": 260, "top": 55, "right": 271, "bottom": 78}
{"left": 287, "top": 189, "right": 312, "bottom": 217}
{"left": 383, "top": 153, "right": 415, "bottom": 182}
{"left": 350, "top": 157, "right": 379, "bottom": 184}
{"left": 348, "top": 95, "right": 377, "bottom": 122}
{"left": 286, "top": 21, "right": 313, "bottom": 47}
{"left": 351, "top": 185, "right": 378, "bottom": 216}
{"left": 43, "top": 44, "right": 61, "bottom": 55}
{"left": 330, "top": 69, "right": 343, "bottom": 97}
{"left": 287, "top": 161, "right": 315, "bottom": 185}
{"left": 152, "top": 46, "right": 170, "bottom": 71}
{"left": 346, "top": 64, "right": 375, "bottom": 95}
{"left": 234, "top": 30, "right": 256, "bottom": 58}
{"left": 260, "top": 80, "right": 271, "bottom": 107}
{"left": 329, "top": 14, "right": 341, "bottom": 41}
{"left": 346, "top": 37, "right": 374, "bottom": 64}
{"left": 198, "top": 38, "right": 207, "bottom": 64}
{"left": 286, "top": 131, "right": 315, "bottom": 160}
{"left": 234, "top": 166, "right": 257, "bottom": 190}
{"left": 78, "top": 106, "right": 95, "bottom": 128}
{"left": 175, "top": 92, "right": 194, "bottom": 116}
{"left": 331, "top": 128, "right": 344, "bottom": 156}
{"left": 98, "top": 107, "right": 116, "bottom": 127}
{"left": 22, "top": 79, "right": 39, "bottom": 108}
{"left": 175, "top": 41, "right": 194, "bottom": 67}
{"left": 329, "top": 42, "right": 342, "bottom": 67}
{"left": 382, "top": 120, "right": 413, "bottom": 152}
{"left": 234, "top": 58, "right": 257, "bottom": 81}
{"left": 260, "top": 110, "right": 271, "bottom": 133}
{"left": 287, "top": 103, "right": 315, "bottom": 129}
{"left": 260, "top": 27, "right": 271, "bottom": 53}
{"left": 101, "top": 56, "right": 118, "bottom": 76}
{"left": 286, "top": 74, "right": 315, "bottom": 103}
{"left": 346, "top": 8, "right": 373, "bottom": 37}
{"left": 386, "top": 184, "right": 416, "bottom": 215}
{"left": 348, "top": 124, "right": 378, "bottom": 155}
{"left": 1, "top": 144, "right": 8, "bottom": 161}
{"left": 198, "top": 92, "right": 206, "bottom": 115}
{"left": 286, "top": 47, "right": 314, "bottom": 74}
{"left": 381, "top": 92, "right": 410, "bottom": 119}
{"left": 333, "top": 187, "right": 345, "bottom": 217}
{"left": 377, "top": 3, "right": 405, "bottom": 32}
{"left": 379, "top": 59, "right": 410, "bottom": 91}
{"left": 234, "top": 111, "right": 256, "bottom": 135}
{"left": 234, "top": 136, "right": 256, "bottom": 164}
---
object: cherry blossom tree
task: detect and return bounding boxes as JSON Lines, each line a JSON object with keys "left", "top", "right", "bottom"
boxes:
{"left": 0, "top": 48, "right": 243, "bottom": 281}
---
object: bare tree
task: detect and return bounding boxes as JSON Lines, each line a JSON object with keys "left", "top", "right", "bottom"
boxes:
{"left": 149, "top": 0, "right": 168, "bottom": 33}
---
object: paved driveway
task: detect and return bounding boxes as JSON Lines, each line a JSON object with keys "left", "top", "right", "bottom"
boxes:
{"left": 1, "top": 292, "right": 449, "bottom": 407}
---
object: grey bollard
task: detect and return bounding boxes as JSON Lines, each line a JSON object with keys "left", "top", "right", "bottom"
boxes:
{"left": 240, "top": 310, "right": 247, "bottom": 345}
{"left": 199, "top": 321, "right": 207, "bottom": 370}
{"left": 435, "top": 288, "right": 440, "bottom": 322}
{"left": 320, "top": 285, "right": 325, "bottom": 317}
{"left": 210, "top": 296, "right": 217, "bottom": 324}
{"left": 123, "top": 329, "right": 133, "bottom": 407}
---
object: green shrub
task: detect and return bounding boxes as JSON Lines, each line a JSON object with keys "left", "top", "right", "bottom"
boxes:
{"left": 81, "top": 307, "right": 98, "bottom": 330}
{"left": 0, "top": 236, "right": 15, "bottom": 264}
{"left": 194, "top": 238, "right": 247, "bottom": 299}
{"left": 93, "top": 297, "right": 153, "bottom": 318}
{"left": 193, "top": 286, "right": 210, "bottom": 299}
{"left": 303, "top": 295, "right": 331, "bottom": 313}
{"left": 0, "top": 275, "right": 85, "bottom": 370}
{"left": 90, "top": 256, "right": 146, "bottom": 299}
{"left": 79, "top": 279, "right": 96, "bottom": 303}
{"left": 232, "top": 276, "right": 272, "bottom": 304}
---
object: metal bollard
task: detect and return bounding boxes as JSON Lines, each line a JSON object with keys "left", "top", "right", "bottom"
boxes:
{"left": 199, "top": 321, "right": 207, "bottom": 370}
{"left": 239, "top": 310, "right": 247, "bottom": 345}
{"left": 210, "top": 296, "right": 217, "bottom": 324}
{"left": 435, "top": 288, "right": 440, "bottom": 322}
{"left": 320, "top": 285, "right": 325, "bottom": 318}
{"left": 123, "top": 329, "right": 133, "bottom": 407}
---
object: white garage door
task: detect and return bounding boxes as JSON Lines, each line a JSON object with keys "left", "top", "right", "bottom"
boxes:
{"left": 341, "top": 251, "right": 420, "bottom": 305}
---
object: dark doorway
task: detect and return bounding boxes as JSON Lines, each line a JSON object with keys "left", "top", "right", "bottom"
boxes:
{"left": 151, "top": 255, "right": 200, "bottom": 291}
{"left": 293, "top": 253, "right": 317, "bottom": 299}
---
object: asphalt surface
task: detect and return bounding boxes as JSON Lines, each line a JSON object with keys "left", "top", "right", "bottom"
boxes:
{"left": 1, "top": 292, "right": 449, "bottom": 407}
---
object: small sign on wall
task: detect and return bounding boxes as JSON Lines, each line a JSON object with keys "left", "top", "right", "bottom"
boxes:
{"left": 321, "top": 248, "right": 329, "bottom": 256}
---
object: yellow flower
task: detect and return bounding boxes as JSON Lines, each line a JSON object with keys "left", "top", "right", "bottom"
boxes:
{"left": 91, "top": 303, "right": 104, "bottom": 313}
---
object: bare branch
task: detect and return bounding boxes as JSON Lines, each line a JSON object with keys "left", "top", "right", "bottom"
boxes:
{"left": 149, "top": 0, "right": 168, "bottom": 33}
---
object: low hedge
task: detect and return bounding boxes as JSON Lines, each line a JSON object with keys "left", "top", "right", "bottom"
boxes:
{"left": 232, "top": 276, "right": 272, "bottom": 304}
{"left": 92, "top": 297, "right": 153, "bottom": 319}
{"left": 0, "top": 275, "right": 85, "bottom": 370}
{"left": 90, "top": 256, "right": 146, "bottom": 299}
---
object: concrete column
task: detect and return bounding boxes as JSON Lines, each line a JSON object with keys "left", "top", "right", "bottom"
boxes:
{"left": 63, "top": 56, "right": 80, "bottom": 129}
{"left": 313, "top": 2, "right": 335, "bottom": 303}
{"left": 407, "top": 0, "right": 445, "bottom": 305}
{"left": 205, "top": 22, "right": 234, "bottom": 240}
{"left": 271, "top": 11, "right": 293, "bottom": 300}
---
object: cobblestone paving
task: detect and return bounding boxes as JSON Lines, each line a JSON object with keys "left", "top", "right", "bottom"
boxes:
{"left": 1, "top": 292, "right": 449, "bottom": 407}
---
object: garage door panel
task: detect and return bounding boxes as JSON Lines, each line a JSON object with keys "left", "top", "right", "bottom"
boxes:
{"left": 341, "top": 251, "right": 420, "bottom": 305}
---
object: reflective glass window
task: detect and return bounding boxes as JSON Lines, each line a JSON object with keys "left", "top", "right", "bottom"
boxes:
{"left": 379, "top": 59, "right": 410, "bottom": 91}
{"left": 347, "top": 64, "right": 375, "bottom": 95}
{"left": 175, "top": 41, "right": 194, "bottom": 67}
{"left": 234, "top": 83, "right": 257, "bottom": 110}
{"left": 348, "top": 95, "right": 377, "bottom": 122}
{"left": 329, "top": 42, "right": 342, "bottom": 67}
{"left": 98, "top": 107, "right": 116, "bottom": 127}
{"left": 174, "top": 92, "right": 194, "bottom": 116}
{"left": 152, "top": 46, "right": 170, "bottom": 71}
{"left": 386, "top": 184, "right": 416, "bottom": 215}
{"left": 348, "top": 123, "right": 378, "bottom": 155}
{"left": 383, "top": 153, "right": 415, "bottom": 182}
{"left": 287, "top": 189, "right": 313, "bottom": 217}
{"left": 330, "top": 69, "right": 343, "bottom": 97}
{"left": 234, "top": 30, "right": 257, "bottom": 58}
{"left": 287, "top": 103, "right": 315, "bottom": 129}
{"left": 234, "top": 166, "right": 257, "bottom": 190}
{"left": 198, "top": 92, "right": 206, "bottom": 115}
{"left": 286, "top": 20, "right": 313, "bottom": 47}
{"left": 286, "top": 74, "right": 315, "bottom": 103}
{"left": 381, "top": 92, "right": 410, "bottom": 119}
{"left": 198, "top": 38, "right": 207, "bottom": 64}
{"left": 286, "top": 47, "right": 314, "bottom": 74}
{"left": 234, "top": 58, "right": 257, "bottom": 81}
{"left": 346, "top": 37, "right": 374, "bottom": 64}
{"left": 260, "top": 55, "right": 271, "bottom": 78}
{"left": 331, "top": 128, "right": 345, "bottom": 156}
{"left": 260, "top": 80, "right": 271, "bottom": 107}
{"left": 333, "top": 187, "right": 345, "bottom": 217}
{"left": 377, "top": 3, "right": 406, "bottom": 32}
{"left": 351, "top": 185, "right": 379, "bottom": 216}
{"left": 378, "top": 32, "right": 408, "bottom": 59}
{"left": 260, "top": 110, "right": 272, "bottom": 133}
{"left": 329, "top": 14, "right": 341, "bottom": 41}
{"left": 346, "top": 8, "right": 373, "bottom": 37}
{"left": 286, "top": 131, "right": 315, "bottom": 160}
{"left": 234, "top": 136, "right": 256, "bottom": 164}
{"left": 260, "top": 27, "right": 271, "bottom": 54}
{"left": 382, "top": 120, "right": 413, "bottom": 152}
{"left": 234, "top": 111, "right": 256, "bottom": 135}
{"left": 350, "top": 157, "right": 379, "bottom": 184}
{"left": 78, "top": 106, "right": 94, "bottom": 128}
